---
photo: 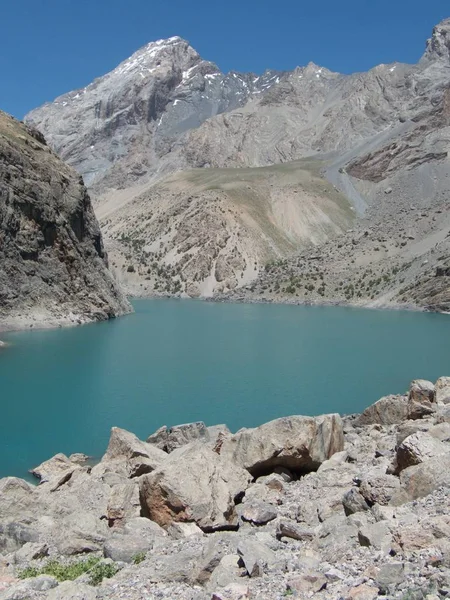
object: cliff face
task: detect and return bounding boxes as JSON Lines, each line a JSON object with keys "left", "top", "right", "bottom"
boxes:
{"left": 0, "top": 111, "right": 131, "bottom": 330}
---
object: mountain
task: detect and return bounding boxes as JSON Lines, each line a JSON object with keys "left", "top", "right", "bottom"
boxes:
{"left": 0, "top": 111, "right": 131, "bottom": 330}
{"left": 25, "top": 21, "right": 450, "bottom": 307}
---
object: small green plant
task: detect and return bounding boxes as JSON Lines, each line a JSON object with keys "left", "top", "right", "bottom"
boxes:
{"left": 88, "top": 561, "right": 119, "bottom": 586}
{"left": 18, "top": 556, "right": 118, "bottom": 586}
{"left": 132, "top": 552, "right": 146, "bottom": 565}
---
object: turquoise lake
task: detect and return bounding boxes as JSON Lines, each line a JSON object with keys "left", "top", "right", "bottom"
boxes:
{"left": 1, "top": 299, "right": 450, "bottom": 479}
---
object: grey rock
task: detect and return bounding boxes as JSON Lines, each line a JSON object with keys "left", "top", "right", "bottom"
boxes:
{"left": 287, "top": 571, "right": 327, "bottom": 595}
{"left": 106, "top": 482, "right": 141, "bottom": 527}
{"left": 219, "top": 414, "right": 344, "bottom": 476}
{"left": 359, "top": 474, "right": 401, "bottom": 506}
{"left": 0, "top": 111, "right": 130, "bottom": 330}
{"left": 103, "top": 531, "right": 154, "bottom": 563}
{"left": 354, "top": 395, "right": 408, "bottom": 426}
{"left": 435, "top": 377, "right": 450, "bottom": 404}
{"left": 398, "top": 453, "right": 450, "bottom": 501}
{"left": 395, "top": 431, "right": 450, "bottom": 473}
{"left": 358, "top": 522, "right": 392, "bottom": 552}
{"left": 375, "top": 562, "right": 405, "bottom": 594}
{"left": 276, "top": 520, "right": 315, "bottom": 541}
{"left": 139, "top": 442, "right": 252, "bottom": 530}
{"left": 23, "top": 575, "right": 58, "bottom": 592}
{"left": 342, "top": 487, "right": 370, "bottom": 515}
{"left": 236, "top": 539, "right": 277, "bottom": 577}
{"left": 238, "top": 500, "right": 277, "bottom": 525}
{"left": 46, "top": 581, "right": 98, "bottom": 599}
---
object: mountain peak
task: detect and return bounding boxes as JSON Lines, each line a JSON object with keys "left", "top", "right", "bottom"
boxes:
{"left": 421, "top": 18, "right": 450, "bottom": 64}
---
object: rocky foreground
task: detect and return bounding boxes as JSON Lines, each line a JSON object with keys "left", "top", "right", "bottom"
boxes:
{"left": 1, "top": 379, "right": 450, "bottom": 599}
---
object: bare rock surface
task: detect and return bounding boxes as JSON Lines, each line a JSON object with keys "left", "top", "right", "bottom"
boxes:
{"left": 1, "top": 377, "right": 450, "bottom": 599}
{"left": 0, "top": 111, "right": 130, "bottom": 331}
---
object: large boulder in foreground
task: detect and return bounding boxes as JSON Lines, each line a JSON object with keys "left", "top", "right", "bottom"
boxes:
{"left": 218, "top": 414, "right": 344, "bottom": 477}
{"left": 140, "top": 443, "right": 252, "bottom": 531}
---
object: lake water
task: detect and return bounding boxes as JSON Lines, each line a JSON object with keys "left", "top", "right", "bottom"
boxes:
{"left": 1, "top": 299, "right": 449, "bottom": 479}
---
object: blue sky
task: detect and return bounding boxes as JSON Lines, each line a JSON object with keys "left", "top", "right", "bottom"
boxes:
{"left": 1, "top": 0, "right": 447, "bottom": 119}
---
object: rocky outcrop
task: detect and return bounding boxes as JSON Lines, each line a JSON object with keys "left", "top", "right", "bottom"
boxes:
{"left": 0, "top": 111, "right": 130, "bottom": 330}
{"left": 1, "top": 378, "right": 450, "bottom": 599}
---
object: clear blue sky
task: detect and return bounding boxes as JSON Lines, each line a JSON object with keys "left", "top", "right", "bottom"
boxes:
{"left": 1, "top": 0, "right": 447, "bottom": 119}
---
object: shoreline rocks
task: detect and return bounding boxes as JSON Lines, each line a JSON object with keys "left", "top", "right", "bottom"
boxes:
{"left": 1, "top": 377, "right": 450, "bottom": 599}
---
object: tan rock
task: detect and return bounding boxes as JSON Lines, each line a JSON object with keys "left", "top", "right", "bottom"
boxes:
{"left": 347, "top": 584, "right": 380, "bottom": 600}
{"left": 395, "top": 432, "right": 449, "bottom": 473}
{"left": 219, "top": 414, "right": 344, "bottom": 476}
{"left": 435, "top": 377, "right": 450, "bottom": 404}
{"left": 140, "top": 442, "right": 252, "bottom": 530}
{"left": 106, "top": 482, "right": 141, "bottom": 527}
{"left": 355, "top": 395, "right": 408, "bottom": 426}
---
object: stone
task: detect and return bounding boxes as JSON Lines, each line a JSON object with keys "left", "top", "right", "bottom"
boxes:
{"left": 342, "top": 488, "right": 370, "bottom": 515}
{"left": 0, "top": 478, "right": 37, "bottom": 520}
{"left": 317, "top": 450, "right": 348, "bottom": 472}
{"left": 0, "top": 522, "right": 39, "bottom": 554}
{"left": 398, "top": 454, "right": 450, "bottom": 500}
{"left": 347, "top": 584, "right": 380, "bottom": 600}
{"left": 408, "top": 380, "right": 436, "bottom": 420}
{"left": 46, "top": 581, "right": 98, "bottom": 599}
{"left": 167, "top": 522, "right": 204, "bottom": 539}
{"left": 239, "top": 500, "right": 277, "bottom": 525}
{"left": 359, "top": 474, "right": 400, "bottom": 506}
{"left": 409, "top": 380, "right": 436, "bottom": 404}
{"left": 23, "top": 575, "right": 58, "bottom": 592}
{"left": 393, "top": 526, "right": 436, "bottom": 552}
{"left": 435, "top": 377, "right": 450, "bottom": 404}
{"left": 276, "top": 520, "right": 315, "bottom": 541}
{"left": 211, "top": 583, "right": 250, "bottom": 600}
{"left": 102, "top": 427, "right": 167, "bottom": 475}
{"left": 375, "top": 562, "right": 405, "bottom": 593}
{"left": 30, "top": 453, "right": 80, "bottom": 484}
{"left": 106, "top": 482, "right": 141, "bottom": 527}
{"left": 208, "top": 554, "right": 242, "bottom": 590}
{"left": 354, "top": 395, "right": 408, "bottom": 426}
{"left": 287, "top": 571, "right": 327, "bottom": 594}
{"left": 395, "top": 432, "right": 449, "bottom": 473}
{"left": 13, "top": 542, "right": 48, "bottom": 563}
{"left": 358, "top": 522, "right": 392, "bottom": 552}
{"left": 139, "top": 442, "right": 252, "bottom": 530}
{"left": 103, "top": 531, "right": 155, "bottom": 563}
{"left": 237, "top": 539, "right": 277, "bottom": 577}
{"left": 219, "top": 414, "right": 344, "bottom": 476}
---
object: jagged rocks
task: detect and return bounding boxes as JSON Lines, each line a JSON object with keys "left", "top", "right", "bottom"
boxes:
{"left": 398, "top": 454, "right": 450, "bottom": 501}
{"left": 139, "top": 443, "right": 252, "bottom": 531}
{"left": 219, "top": 414, "right": 344, "bottom": 477}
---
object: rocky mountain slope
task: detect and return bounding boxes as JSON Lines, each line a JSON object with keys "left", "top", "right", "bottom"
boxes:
{"left": 97, "top": 159, "right": 353, "bottom": 297}
{"left": 25, "top": 20, "right": 450, "bottom": 306}
{"left": 0, "top": 111, "right": 130, "bottom": 330}
{"left": 1, "top": 377, "right": 450, "bottom": 599}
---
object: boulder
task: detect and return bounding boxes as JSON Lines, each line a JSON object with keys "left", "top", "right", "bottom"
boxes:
{"left": 106, "top": 482, "right": 141, "bottom": 527}
{"left": 30, "top": 453, "right": 80, "bottom": 484}
{"left": 147, "top": 422, "right": 232, "bottom": 453}
{"left": 276, "top": 520, "right": 315, "bottom": 541}
{"left": 101, "top": 427, "right": 167, "bottom": 477}
{"left": 46, "top": 581, "right": 98, "bottom": 599}
{"left": 103, "top": 531, "right": 154, "bottom": 563}
{"left": 219, "top": 414, "right": 344, "bottom": 477}
{"left": 354, "top": 395, "right": 408, "bottom": 426}
{"left": 342, "top": 488, "right": 370, "bottom": 515}
{"left": 395, "top": 432, "right": 450, "bottom": 473}
{"left": 358, "top": 522, "right": 392, "bottom": 553}
{"left": 347, "top": 584, "right": 380, "bottom": 600}
{"left": 408, "top": 380, "right": 436, "bottom": 419}
{"left": 0, "top": 478, "right": 37, "bottom": 521}
{"left": 409, "top": 379, "right": 435, "bottom": 403}
{"left": 359, "top": 474, "right": 401, "bottom": 506}
{"left": 139, "top": 442, "right": 252, "bottom": 531}
{"left": 374, "top": 562, "right": 405, "bottom": 594}
{"left": 287, "top": 572, "right": 327, "bottom": 595}
{"left": 237, "top": 539, "right": 277, "bottom": 577}
{"left": 398, "top": 454, "right": 450, "bottom": 501}
{"left": 238, "top": 500, "right": 277, "bottom": 525}
{"left": 435, "top": 377, "right": 450, "bottom": 404}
